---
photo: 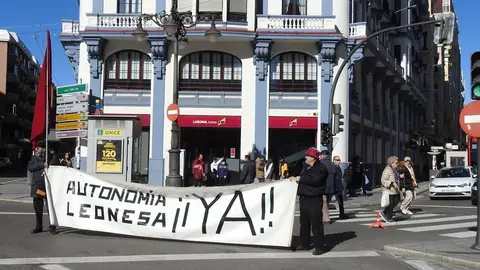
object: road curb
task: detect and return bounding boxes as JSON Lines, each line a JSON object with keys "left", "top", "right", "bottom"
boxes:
{"left": 0, "top": 198, "right": 31, "bottom": 204}
{"left": 384, "top": 245, "right": 480, "bottom": 269}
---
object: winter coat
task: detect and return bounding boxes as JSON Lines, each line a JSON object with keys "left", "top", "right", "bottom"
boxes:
{"left": 28, "top": 154, "right": 46, "bottom": 198}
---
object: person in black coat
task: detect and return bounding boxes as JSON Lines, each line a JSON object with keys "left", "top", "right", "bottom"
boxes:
{"left": 327, "top": 156, "right": 348, "bottom": 219}
{"left": 289, "top": 147, "right": 329, "bottom": 256}
{"left": 240, "top": 155, "right": 256, "bottom": 184}
{"left": 28, "top": 141, "right": 56, "bottom": 235}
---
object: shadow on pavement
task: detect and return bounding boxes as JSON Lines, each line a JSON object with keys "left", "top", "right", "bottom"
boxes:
{"left": 291, "top": 231, "right": 357, "bottom": 251}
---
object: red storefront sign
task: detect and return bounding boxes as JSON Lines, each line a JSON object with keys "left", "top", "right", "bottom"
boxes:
{"left": 178, "top": 115, "right": 242, "bottom": 128}
{"left": 269, "top": 117, "right": 317, "bottom": 129}
{"left": 230, "top": 148, "right": 236, "bottom": 158}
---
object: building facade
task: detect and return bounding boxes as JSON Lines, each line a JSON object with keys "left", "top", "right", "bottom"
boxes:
{"left": 429, "top": 0, "right": 464, "bottom": 145}
{"left": 60, "top": 0, "right": 463, "bottom": 185}
{"left": 0, "top": 30, "right": 39, "bottom": 167}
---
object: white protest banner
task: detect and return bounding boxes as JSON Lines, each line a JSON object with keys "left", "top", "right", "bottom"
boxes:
{"left": 45, "top": 166, "right": 298, "bottom": 247}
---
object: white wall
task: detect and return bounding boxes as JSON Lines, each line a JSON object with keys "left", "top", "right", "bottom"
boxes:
{"left": 78, "top": 0, "right": 93, "bottom": 31}
{"left": 103, "top": 0, "right": 117, "bottom": 13}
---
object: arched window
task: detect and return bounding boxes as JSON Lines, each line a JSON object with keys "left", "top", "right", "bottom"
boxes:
{"left": 270, "top": 52, "right": 317, "bottom": 93}
{"left": 104, "top": 50, "right": 152, "bottom": 90}
{"left": 179, "top": 51, "right": 242, "bottom": 92}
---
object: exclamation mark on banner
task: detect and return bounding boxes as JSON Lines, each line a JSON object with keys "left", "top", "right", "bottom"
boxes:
{"left": 260, "top": 187, "right": 275, "bottom": 234}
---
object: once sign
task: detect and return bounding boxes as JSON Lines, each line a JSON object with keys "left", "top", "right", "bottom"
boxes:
{"left": 459, "top": 101, "right": 480, "bottom": 137}
{"left": 97, "top": 129, "right": 124, "bottom": 136}
{"left": 45, "top": 167, "right": 297, "bottom": 247}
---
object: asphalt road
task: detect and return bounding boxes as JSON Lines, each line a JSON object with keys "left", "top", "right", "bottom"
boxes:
{"left": 0, "top": 194, "right": 476, "bottom": 269}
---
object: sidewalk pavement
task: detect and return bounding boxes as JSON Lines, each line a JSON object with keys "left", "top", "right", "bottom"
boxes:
{"left": 342, "top": 181, "right": 431, "bottom": 208}
{"left": 0, "top": 180, "right": 31, "bottom": 203}
{"left": 0, "top": 178, "right": 432, "bottom": 205}
{"left": 384, "top": 238, "right": 480, "bottom": 269}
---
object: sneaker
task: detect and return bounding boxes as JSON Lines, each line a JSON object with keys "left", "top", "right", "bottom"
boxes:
{"left": 378, "top": 211, "right": 387, "bottom": 222}
{"left": 401, "top": 209, "right": 408, "bottom": 215}
{"left": 406, "top": 210, "right": 413, "bottom": 215}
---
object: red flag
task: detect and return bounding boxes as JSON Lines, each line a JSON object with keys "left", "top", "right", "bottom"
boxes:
{"left": 30, "top": 30, "right": 52, "bottom": 149}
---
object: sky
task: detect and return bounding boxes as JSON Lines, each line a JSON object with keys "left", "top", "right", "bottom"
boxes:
{"left": 0, "top": 0, "right": 477, "bottom": 105}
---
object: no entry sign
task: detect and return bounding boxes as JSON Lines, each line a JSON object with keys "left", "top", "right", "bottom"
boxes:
{"left": 166, "top": 103, "right": 180, "bottom": 122}
{"left": 459, "top": 100, "right": 480, "bottom": 137}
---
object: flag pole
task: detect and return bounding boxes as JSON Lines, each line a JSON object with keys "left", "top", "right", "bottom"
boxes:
{"left": 44, "top": 31, "right": 49, "bottom": 163}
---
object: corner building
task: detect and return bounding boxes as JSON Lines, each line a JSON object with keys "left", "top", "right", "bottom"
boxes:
{"left": 60, "top": 0, "right": 450, "bottom": 186}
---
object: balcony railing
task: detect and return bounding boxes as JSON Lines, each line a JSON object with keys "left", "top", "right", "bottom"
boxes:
{"left": 257, "top": 15, "right": 336, "bottom": 32}
{"left": 62, "top": 13, "right": 249, "bottom": 36}
{"left": 61, "top": 20, "right": 79, "bottom": 35}
{"left": 349, "top": 22, "right": 405, "bottom": 78}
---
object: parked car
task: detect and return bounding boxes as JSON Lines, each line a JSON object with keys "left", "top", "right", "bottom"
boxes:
{"left": 0, "top": 157, "right": 12, "bottom": 170}
{"left": 429, "top": 166, "right": 478, "bottom": 200}
{"left": 472, "top": 181, "right": 478, "bottom": 205}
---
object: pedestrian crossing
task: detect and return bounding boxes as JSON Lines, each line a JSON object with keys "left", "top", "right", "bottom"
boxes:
{"left": 295, "top": 207, "right": 479, "bottom": 240}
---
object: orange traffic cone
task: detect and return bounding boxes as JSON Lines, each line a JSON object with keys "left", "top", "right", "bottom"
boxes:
{"left": 369, "top": 212, "right": 386, "bottom": 230}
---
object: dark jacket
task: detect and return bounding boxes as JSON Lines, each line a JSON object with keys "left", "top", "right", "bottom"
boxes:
{"left": 297, "top": 160, "right": 328, "bottom": 198}
{"left": 320, "top": 157, "right": 336, "bottom": 194}
{"left": 334, "top": 165, "right": 344, "bottom": 192}
{"left": 240, "top": 160, "right": 256, "bottom": 184}
{"left": 28, "top": 154, "right": 46, "bottom": 198}
{"left": 217, "top": 163, "right": 228, "bottom": 179}
{"left": 398, "top": 167, "right": 415, "bottom": 191}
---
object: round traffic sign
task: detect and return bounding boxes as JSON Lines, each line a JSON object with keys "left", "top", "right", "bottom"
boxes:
{"left": 459, "top": 100, "right": 480, "bottom": 137}
{"left": 166, "top": 103, "right": 180, "bottom": 122}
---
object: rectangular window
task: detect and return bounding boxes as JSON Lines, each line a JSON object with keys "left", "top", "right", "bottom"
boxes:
{"left": 394, "top": 45, "right": 402, "bottom": 63}
{"left": 178, "top": 0, "right": 191, "bottom": 13}
{"left": 117, "top": 0, "right": 142, "bottom": 14}
{"left": 198, "top": 0, "right": 222, "bottom": 12}
{"left": 282, "top": 0, "right": 307, "bottom": 15}
{"left": 130, "top": 51, "right": 141, "bottom": 80}
{"left": 228, "top": 0, "right": 247, "bottom": 22}
{"left": 119, "top": 52, "right": 129, "bottom": 79}
{"left": 256, "top": 0, "right": 263, "bottom": 14}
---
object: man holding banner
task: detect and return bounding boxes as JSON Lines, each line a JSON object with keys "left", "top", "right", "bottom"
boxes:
{"left": 290, "top": 147, "right": 329, "bottom": 256}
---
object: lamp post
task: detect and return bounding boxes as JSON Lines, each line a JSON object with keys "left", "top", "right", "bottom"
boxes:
{"left": 133, "top": 0, "right": 221, "bottom": 187}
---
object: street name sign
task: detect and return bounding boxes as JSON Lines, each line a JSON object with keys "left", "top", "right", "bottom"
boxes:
{"left": 56, "top": 130, "right": 87, "bottom": 139}
{"left": 57, "top": 93, "right": 89, "bottom": 104}
{"left": 55, "top": 121, "right": 87, "bottom": 131}
{"left": 56, "top": 102, "right": 88, "bottom": 114}
{"left": 57, "top": 84, "right": 88, "bottom": 96}
{"left": 459, "top": 100, "right": 480, "bottom": 137}
{"left": 56, "top": 112, "right": 87, "bottom": 123}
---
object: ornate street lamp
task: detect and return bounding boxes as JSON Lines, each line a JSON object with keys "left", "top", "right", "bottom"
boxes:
{"left": 133, "top": 0, "right": 221, "bottom": 187}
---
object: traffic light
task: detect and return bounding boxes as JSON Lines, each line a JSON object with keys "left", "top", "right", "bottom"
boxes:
{"left": 332, "top": 104, "right": 344, "bottom": 135}
{"left": 321, "top": 123, "right": 331, "bottom": 146}
{"left": 471, "top": 51, "right": 480, "bottom": 100}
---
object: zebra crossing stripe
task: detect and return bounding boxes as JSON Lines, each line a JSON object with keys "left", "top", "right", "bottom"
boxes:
{"left": 294, "top": 208, "right": 369, "bottom": 213}
{"left": 340, "top": 213, "right": 443, "bottom": 223}
{"left": 440, "top": 231, "right": 477, "bottom": 238}
{"left": 399, "top": 221, "right": 478, "bottom": 232}
{"left": 360, "top": 215, "right": 477, "bottom": 226}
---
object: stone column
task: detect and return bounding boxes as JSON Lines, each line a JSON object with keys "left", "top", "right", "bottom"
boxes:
{"left": 148, "top": 37, "right": 167, "bottom": 186}
{"left": 84, "top": 38, "right": 103, "bottom": 99}
{"left": 249, "top": 39, "right": 272, "bottom": 159}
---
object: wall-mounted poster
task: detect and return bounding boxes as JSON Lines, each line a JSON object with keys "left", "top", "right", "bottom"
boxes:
{"left": 96, "top": 139, "right": 123, "bottom": 173}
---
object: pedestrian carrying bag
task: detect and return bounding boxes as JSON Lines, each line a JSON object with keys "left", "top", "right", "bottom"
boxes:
{"left": 381, "top": 190, "right": 390, "bottom": 207}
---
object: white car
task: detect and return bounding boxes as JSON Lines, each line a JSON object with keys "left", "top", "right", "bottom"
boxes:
{"left": 429, "top": 166, "right": 478, "bottom": 199}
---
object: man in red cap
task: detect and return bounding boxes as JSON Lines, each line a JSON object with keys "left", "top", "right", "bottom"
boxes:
{"left": 289, "top": 147, "right": 329, "bottom": 255}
